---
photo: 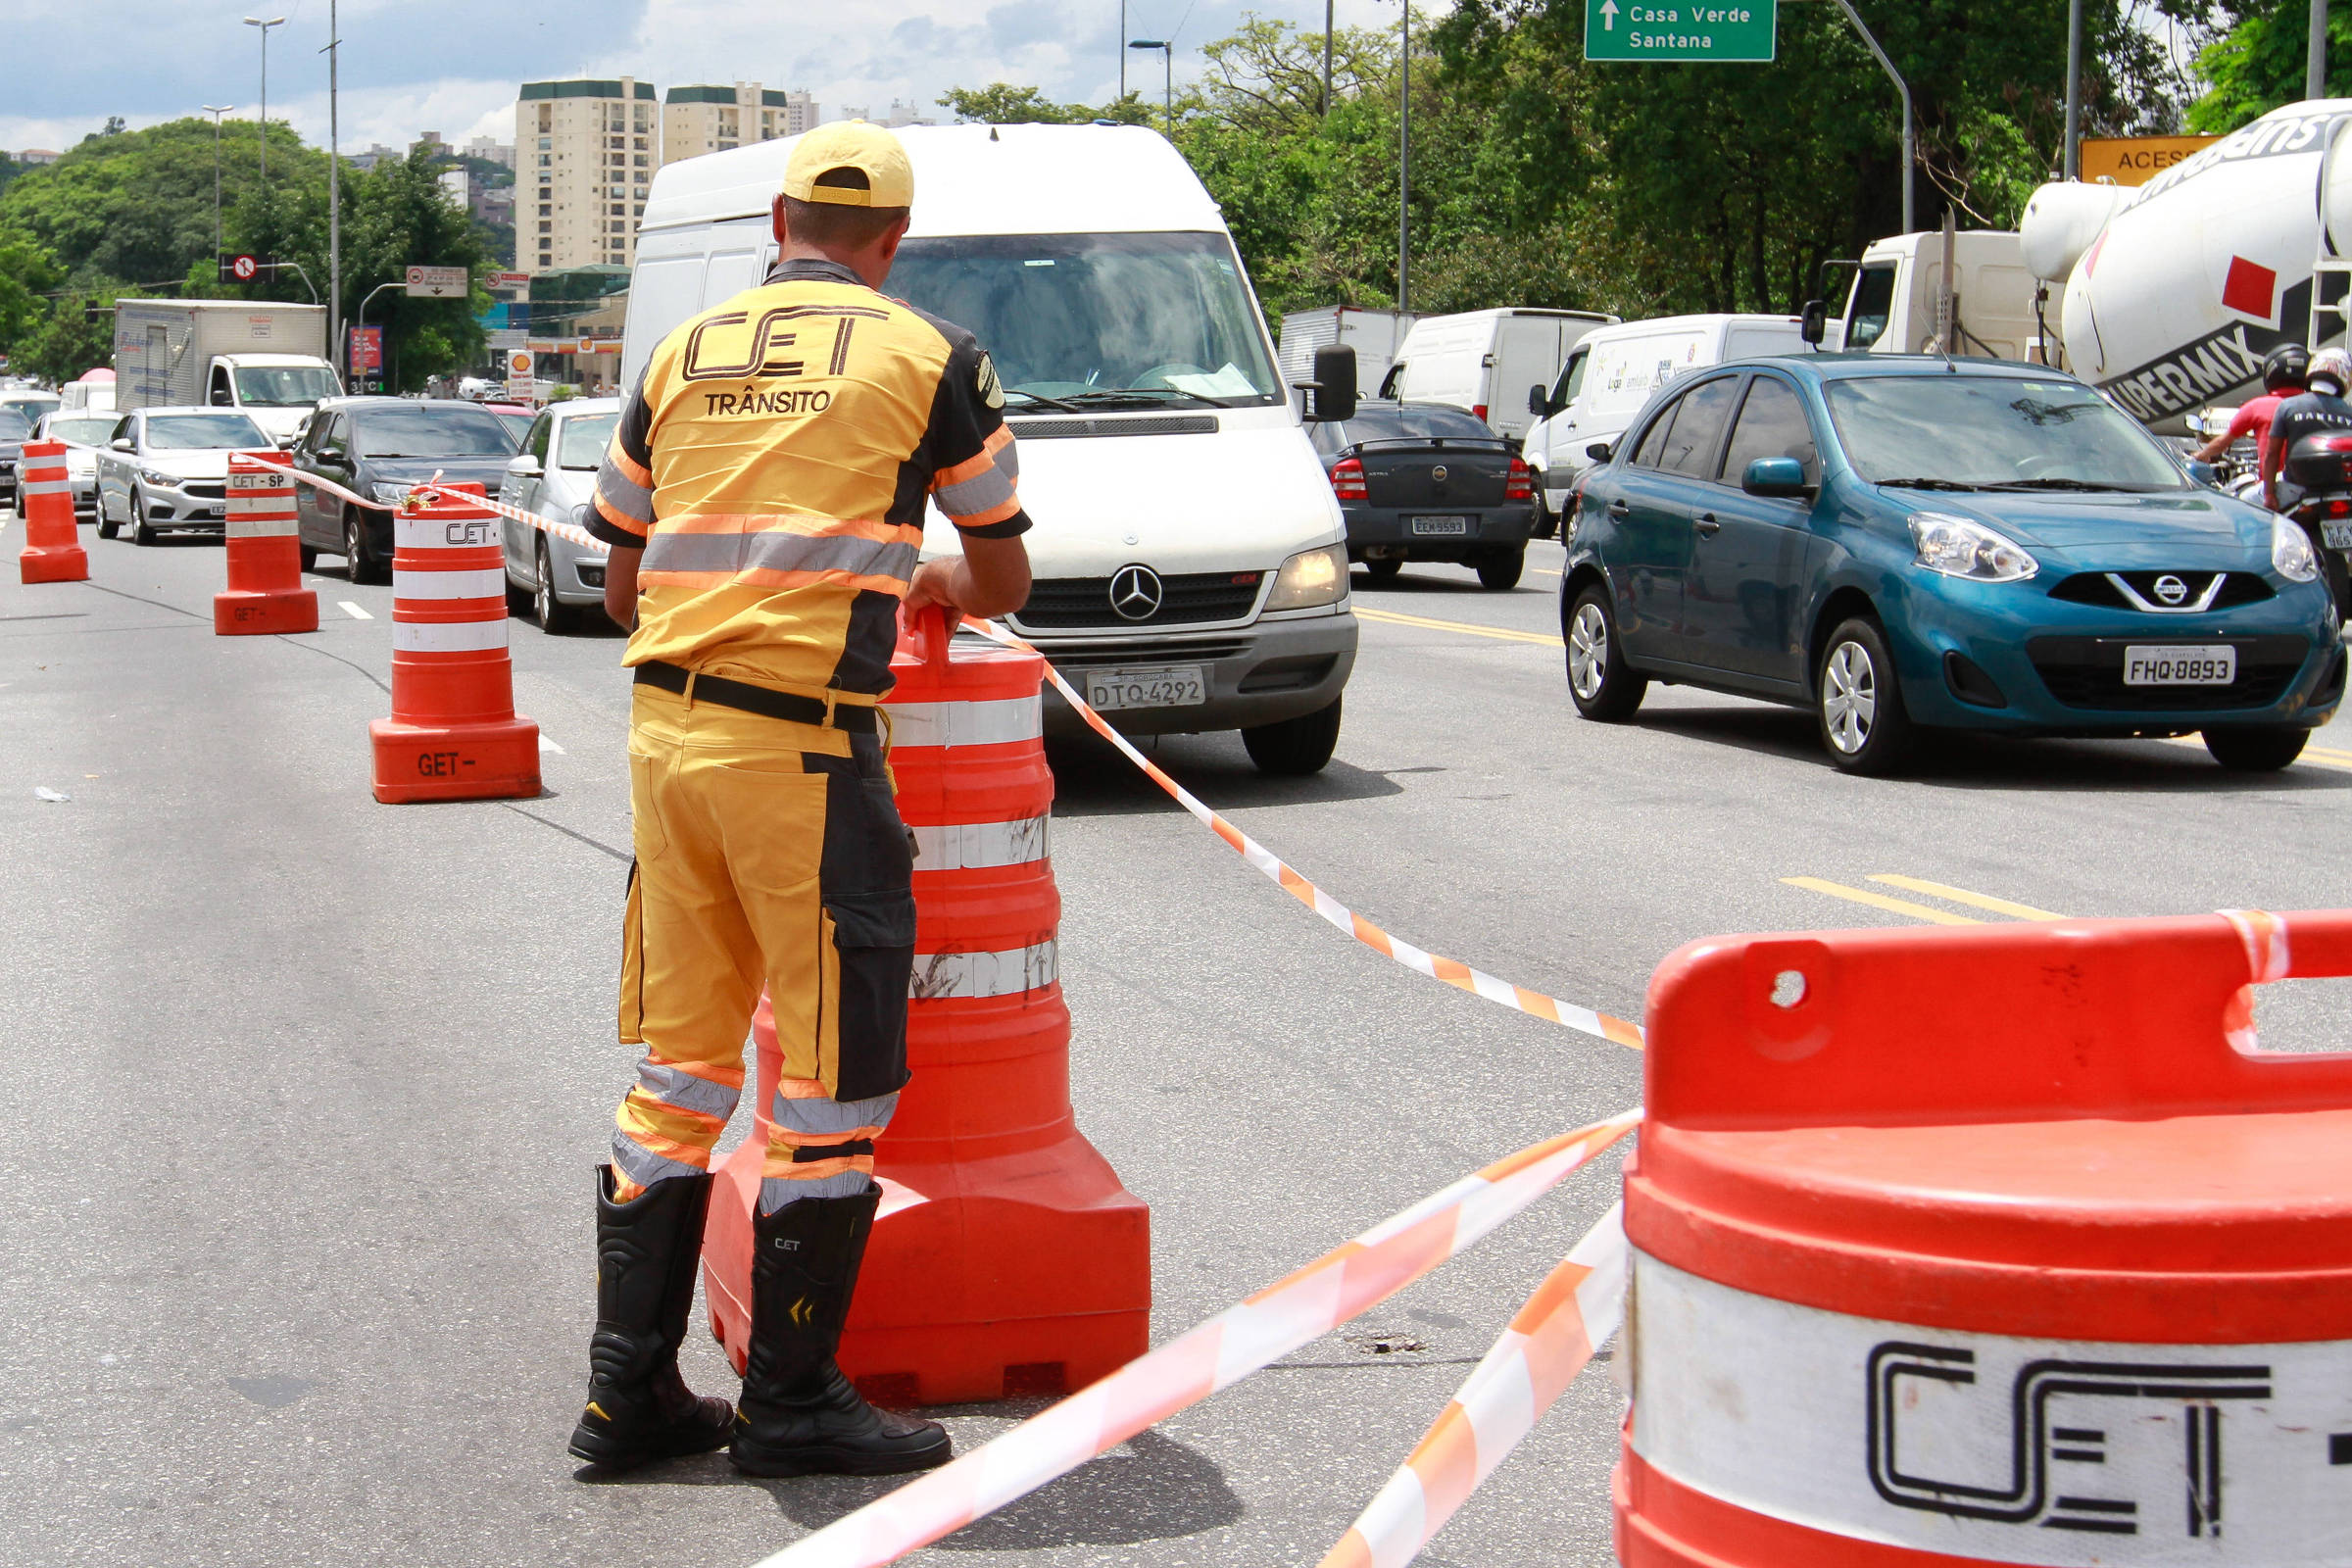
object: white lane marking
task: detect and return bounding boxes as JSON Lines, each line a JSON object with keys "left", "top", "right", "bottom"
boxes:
{"left": 538, "top": 735, "right": 565, "bottom": 755}
{"left": 338, "top": 601, "right": 373, "bottom": 620}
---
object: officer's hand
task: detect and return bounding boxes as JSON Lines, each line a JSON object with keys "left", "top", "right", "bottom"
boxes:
{"left": 904, "top": 559, "right": 961, "bottom": 612}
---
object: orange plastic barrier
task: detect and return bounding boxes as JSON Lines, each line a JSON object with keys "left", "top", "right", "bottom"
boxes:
{"left": 217, "top": 451, "right": 318, "bottom": 635}
{"left": 16, "top": 440, "right": 87, "bottom": 584}
{"left": 1615, "top": 909, "right": 2352, "bottom": 1567}
{"left": 704, "top": 609, "right": 1150, "bottom": 1404}
{"left": 368, "top": 484, "right": 538, "bottom": 803}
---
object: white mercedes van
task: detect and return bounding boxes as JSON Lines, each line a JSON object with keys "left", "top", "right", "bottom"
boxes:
{"left": 1378, "top": 308, "right": 1616, "bottom": 440}
{"left": 1521, "top": 313, "right": 1812, "bottom": 522}
{"left": 625, "top": 123, "right": 1357, "bottom": 774}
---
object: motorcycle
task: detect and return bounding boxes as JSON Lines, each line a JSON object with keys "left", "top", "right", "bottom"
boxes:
{"left": 2275, "top": 431, "right": 2352, "bottom": 619}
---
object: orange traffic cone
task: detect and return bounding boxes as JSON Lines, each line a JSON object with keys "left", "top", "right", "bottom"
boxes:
{"left": 17, "top": 440, "right": 88, "bottom": 584}
{"left": 704, "top": 608, "right": 1151, "bottom": 1404}
{"left": 216, "top": 451, "right": 318, "bottom": 634}
{"left": 368, "top": 483, "right": 539, "bottom": 803}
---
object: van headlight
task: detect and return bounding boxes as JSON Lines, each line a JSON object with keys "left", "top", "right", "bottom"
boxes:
{"left": 2273, "top": 514, "right": 2322, "bottom": 582}
{"left": 1908, "top": 513, "right": 2037, "bottom": 582}
{"left": 1264, "top": 543, "right": 1348, "bottom": 611}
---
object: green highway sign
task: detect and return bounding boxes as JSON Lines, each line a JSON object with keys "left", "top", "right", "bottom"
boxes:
{"left": 1586, "top": 0, "right": 1777, "bottom": 62}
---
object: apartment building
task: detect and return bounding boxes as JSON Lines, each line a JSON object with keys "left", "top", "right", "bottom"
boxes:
{"left": 516, "top": 77, "right": 659, "bottom": 273}
{"left": 661, "top": 83, "right": 821, "bottom": 166}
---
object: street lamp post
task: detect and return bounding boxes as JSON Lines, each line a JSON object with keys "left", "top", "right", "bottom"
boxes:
{"left": 1119, "top": 0, "right": 1126, "bottom": 101}
{"left": 201, "top": 105, "right": 236, "bottom": 263}
{"left": 242, "top": 15, "right": 286, "bottom": 187}
{"left": 1399, "top": 0, "right": 1411, "bottom": 313}
{"left": 1129, "top": 38, "right": 1173, "bottom": 129}
{"left": 1324, "top": 0, "right": 1336, "bottom": 117}
{"left": 322, "top": 0, "right": 342, "bottom": 380}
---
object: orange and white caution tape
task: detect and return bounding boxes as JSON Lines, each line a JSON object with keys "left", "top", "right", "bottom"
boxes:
{"left": 749, "top": 1109, "right": 1640, "bottom": 1568}
{"left": 2221, "top": 906, "right": 2290, "bottom": 1051}
{"left": 1317, "top": 1203, "right": 1628, "bottom": 1568}
{"left": 272, "top": 465, "right": 613, "bottom": 554}
{"left": 969, "top": 617, "right": 1645, "bottom": 1051}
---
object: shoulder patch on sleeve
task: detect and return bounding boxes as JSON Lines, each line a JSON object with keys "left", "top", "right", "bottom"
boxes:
{"left": 976, "top": 350, "right": 1004, "bottom": 410}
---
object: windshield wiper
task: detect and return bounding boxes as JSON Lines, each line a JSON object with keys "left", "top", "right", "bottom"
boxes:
{"left": 1055, "top": 387, "right": 1242, "bottom": 410}
{"left": 1980, "top": 477, "right": 2168, "bottom": 492}
{"left": 1003, "top": 390, "right": 1086, "bottom": 414}
{"left": 1875, "top": 477, "right": 1984, "bottom": 491}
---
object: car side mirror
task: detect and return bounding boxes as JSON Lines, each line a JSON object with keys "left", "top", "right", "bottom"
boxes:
{"left": 1800, "top": 299, "right": 1829, "bottom": 348}
{"left": 1742, "top": 456, "right": 1812, "bottom": 498}
{"left": 1298, "top": 344, "right": 1358, "bottom": 422}
{"left": 1586, "top": 441, "right": 1614, "bottom": 463}
{"left": 507, "top": 453, "right": 542, "bottom": 478}
{"left": 1528, "top": 383, "right": 1548, "bottom": 416}
{"left": 2185, "top": 458, "right": 2219, "bottom": 487}
{"left": 111, "top": 437, "right": 132, "bottom": 451}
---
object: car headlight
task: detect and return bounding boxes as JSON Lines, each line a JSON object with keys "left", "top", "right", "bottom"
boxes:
{"left": 371, "top": 481, "right": 416, "bottom": 505}
{"left": 2272, "top": 513, "right": 2322, "bottom": 582}
{"left": 1907, "top": 512, "right": 2037, "bottom": 582}
{"left": 138, "top": 467, "right": 178, "bottom": 488}
{"left": 1263, "top": 543, "right": 1349, "bottom": 611}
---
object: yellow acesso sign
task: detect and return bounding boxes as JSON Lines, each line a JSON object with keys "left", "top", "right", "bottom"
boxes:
{"left": 2079, "top": 136, "right": 2219, "bottom": 187}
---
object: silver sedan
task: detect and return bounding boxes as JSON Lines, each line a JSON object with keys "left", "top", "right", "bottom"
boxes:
{"left": 499, "top": 398, "right": 618, "bottom": 633}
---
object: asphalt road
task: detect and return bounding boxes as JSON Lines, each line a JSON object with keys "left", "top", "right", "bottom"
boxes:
{"left": 4, "top": 519, "right": 2348, "bottom": 1568}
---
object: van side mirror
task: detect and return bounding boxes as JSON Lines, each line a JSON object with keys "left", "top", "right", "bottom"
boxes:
{"left": 1800, "top": 300, "right": 1829, "bottom": 348}
{"left": 1528, "top": 383, "right": 1548, "bottom": 416}
{"left": 1742, "top": 457, "right": 1812, "bottom": 498}
{"left": 1299, "top": 343, "right": 1357, "bottom": 422}
{"left": 1586, "top": 441, "right": 1614, "bottom": 463}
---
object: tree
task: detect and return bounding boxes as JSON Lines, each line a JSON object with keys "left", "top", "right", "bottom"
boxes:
{"left": 0, "top": 237, "right": 63, "bottom": 357}
{"left": 936, "top": 83, "right": 1152, "bottom": 124}
{"left": 341, "top": 149, "right": 491, "bottom": 391}
{"left": 2189, "top": 6, "right": 2352, "bottom": 131}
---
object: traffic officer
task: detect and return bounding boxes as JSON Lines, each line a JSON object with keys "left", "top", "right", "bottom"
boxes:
{"left": 564, "top": 121, "right": 1033, "bottom": 1477}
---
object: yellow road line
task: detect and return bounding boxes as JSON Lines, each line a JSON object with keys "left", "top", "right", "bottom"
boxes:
{"left": 1781, "top": 876, "right": 1983, "bottom": 925}
{"left": 1866, "top": 874, "right": 2066, "bottom": 921}
{"left": 1354, "top": 606, "right": 1564, "bottom": 648}
{"left": 2163, "top": 734, "right": 2352, "bottom": 772}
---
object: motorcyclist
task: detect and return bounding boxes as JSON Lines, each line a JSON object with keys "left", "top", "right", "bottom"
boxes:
{"left": 2267, "top": 346, "right": 2352, "bottom": 514}
{"left": 2200, "top": 343, "right": 2306, "bottom": 504}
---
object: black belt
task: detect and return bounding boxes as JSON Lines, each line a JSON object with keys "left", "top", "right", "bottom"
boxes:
{"left": 633, "top": 660, "right": 879, "bottom": 733}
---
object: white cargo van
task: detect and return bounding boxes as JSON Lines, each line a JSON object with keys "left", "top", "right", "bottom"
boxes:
{"left": 1378, "top": 308, "right": 1616, "bottom": 439}
{"left": 1522, "top": 314, "right": 1812, "bottom": 518}
{"left": 626, "top": 123, "right": 1358, "bottom": 773}
{"left": 1278, "top": 306, "right": 1417, "bottom": 403}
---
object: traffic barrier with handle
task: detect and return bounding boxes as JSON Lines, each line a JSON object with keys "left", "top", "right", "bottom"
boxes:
{"left": 1616, "top": 907, "right": 2352, "bottom": 1567}
{"left": 217, "top": 451, "right": 318, "bottom": 634}
{"left": 368, "top": 483, "right": 539, "bottom": 803}
{"left": 704, "top": 606, "right": 1151, "bottom": 1404}
{"left": 16, "top": 440, "right": 87, "bottom": 584}
{"left": 747, "top": 1110, "right": 1639, "bottom": 1568}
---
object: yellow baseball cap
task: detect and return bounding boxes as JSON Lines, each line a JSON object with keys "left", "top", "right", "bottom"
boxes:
{"left": 782, "top": 121, "right": 914, "bottom": 209}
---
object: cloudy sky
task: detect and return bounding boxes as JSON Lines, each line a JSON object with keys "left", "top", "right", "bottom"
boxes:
{"left": 3, "top": 0, "right": 1420, "bottom": 157}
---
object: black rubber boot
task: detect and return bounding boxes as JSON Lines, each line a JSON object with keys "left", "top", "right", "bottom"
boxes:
{"left": 566, "top": 1166, "right": 735, "bottom": 1469}
{"left": 729, "top": 1188, "right": 953, "bottom": 1478}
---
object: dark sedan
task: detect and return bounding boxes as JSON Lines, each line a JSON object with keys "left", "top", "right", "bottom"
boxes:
{"left": 0, "top": 407, "right": 27, "bottom": 511}
{"left": 287, "top": 398, "right": 520, "bottom": 583}
{"left": 1307, "top": 399, "right": 1538, "bottom": 589}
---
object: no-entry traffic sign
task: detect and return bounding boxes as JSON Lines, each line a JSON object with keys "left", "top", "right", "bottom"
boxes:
{"left": 1587, "top": 0, "right": 1777, "bottom": 61}
{"left": 404, "top": 265, "right": 469, "bottom": 299}
{"left": 229, "top": 254, "right": 259, "bottom": 282}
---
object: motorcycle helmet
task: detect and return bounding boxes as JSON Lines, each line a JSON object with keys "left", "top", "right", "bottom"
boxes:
{"left": 2310, "top": 347, "right": 2351, "bottom": 396}
{"left": 2264, "top": 342, "right": 2311, "bottom": 394}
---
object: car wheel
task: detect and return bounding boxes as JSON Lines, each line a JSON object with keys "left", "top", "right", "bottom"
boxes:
{"left": 2203, "top": 725, "right": 2309, "bottom": 771}
{"left": 1564, "top": 585, "right": 1646, "bottom": 722}
{"left": 299, "top": 544, "right": 318, "bottom": 572}
{"left": 535, "top": 538, "right": 579, "bottom": 633}
{"left": 130, "top": 486, "right": 158, "bottom": 546}
{"left": 1816, "top": 617, "right": 1917, "bottom": 775}
{"left": 346, "top": 510, "right": 387, "bottom": 585}
{"left": 1476, "top": 543, "right": 1526, "bottom": 591}
{"left": 1241, "top": 695, "right": 1343, "bottom": 775}
{"left": 1362, "top": 557, "right": 1403, "bottom": 585}
{"left": 96, "top": 499, "right": 120, "bottom": 540}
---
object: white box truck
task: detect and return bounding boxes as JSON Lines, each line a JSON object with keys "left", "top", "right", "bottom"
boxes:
{"left": 626, "top": 122, "right": 1359, "bottom": 773}
{"left": 1833, "top": 228, "right": 2040, "bottom": 364}
{"left": 113, "top": 300, "right": 342, "bottom": 445}
{"left": 1379, "top": 307, "right": 1618, "bottom": 439}
{"left": 1278, "top": 306, "right": 1417, "bottom": 402}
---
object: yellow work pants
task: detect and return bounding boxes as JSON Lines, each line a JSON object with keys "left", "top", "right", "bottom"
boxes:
{"left": 611, "top": 681, "right": 915, "bottom": 1211}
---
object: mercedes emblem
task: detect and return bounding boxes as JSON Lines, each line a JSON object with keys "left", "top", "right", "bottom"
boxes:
{"left": 1432, "top": 464, "right": 1448, "bottom": 482}
{"left": 1108, "top": 564, "right": 1164, "bottom": 621}
{"left": 2153, "top": 573, "right": 2190, "bottom": 606}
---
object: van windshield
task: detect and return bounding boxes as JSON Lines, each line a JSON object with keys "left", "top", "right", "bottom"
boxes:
{"left": 888, "top": 232, "right": 1283, "bottom": 409}
{"left": 1844, "top": 265, "right": 1898, "bottom": 352}
{"left": 235, "top": 365, "right": 343, "bottom": 407}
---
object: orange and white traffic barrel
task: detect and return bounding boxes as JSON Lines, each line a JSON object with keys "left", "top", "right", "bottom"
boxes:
{"left": 704, "top": 608, "right": 1150, "bottom": 1404}
{"left": 216, "top": 450, "right": 318, "bottom": 634}
{"left": 367, "top": 483, "right": 538, "bottom": 803}
{"left": 16, "top": 439, "right": 87, "bottom": 584}
{"left": 1615, "top": 908, "right": 2352, "bottom": 1567}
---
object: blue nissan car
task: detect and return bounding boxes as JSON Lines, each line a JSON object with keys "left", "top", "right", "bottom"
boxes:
{"left": 1560, "top": 355, "right": 2345, "bottom": 773}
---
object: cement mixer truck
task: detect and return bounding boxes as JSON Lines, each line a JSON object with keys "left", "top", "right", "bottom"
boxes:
{"left": 2019, "top": 98, "right": 2352, "bottom": 433}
